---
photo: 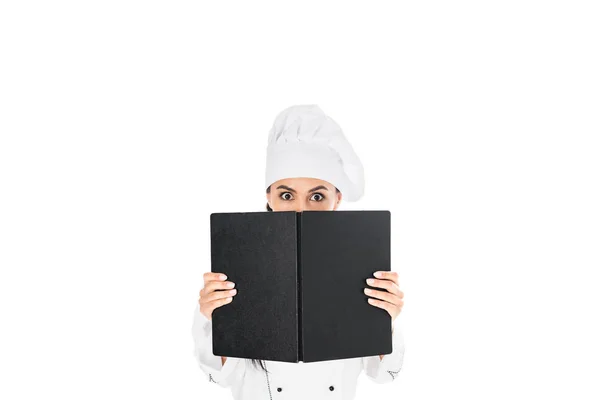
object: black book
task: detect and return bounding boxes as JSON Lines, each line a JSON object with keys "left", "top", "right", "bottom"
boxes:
{"left": 209, "top": 210, "right": 392, "bottom": 363}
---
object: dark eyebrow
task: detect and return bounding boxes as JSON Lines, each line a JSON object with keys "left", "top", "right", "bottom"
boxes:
{"left": 276, "top": 185, "right": 297, "bottom": 193}
{"left": 276, "top": 185, "right": 329, "bottom": 194}
{"left": 308, "top": 185, "right": 329, "bottom": 193}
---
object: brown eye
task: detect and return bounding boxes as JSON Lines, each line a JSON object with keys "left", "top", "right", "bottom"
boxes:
{"left": 280, "top": 192, "right": 293, "bottom": 201}
{"left": 311, "top": 193, "right": 325, "bottom": 201}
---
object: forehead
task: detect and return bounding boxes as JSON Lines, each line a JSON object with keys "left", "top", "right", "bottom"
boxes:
{"left": 271, "top": 177, "right": 334, "bottom": 191}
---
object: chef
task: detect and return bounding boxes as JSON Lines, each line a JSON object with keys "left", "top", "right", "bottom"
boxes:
{"left": 192, "top": 105, "right": 406, "bottom": 399}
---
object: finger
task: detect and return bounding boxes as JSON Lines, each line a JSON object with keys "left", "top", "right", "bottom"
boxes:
{"left": 208, "top": 295, "right": 234, "bottom": 311}
{"left": 200, "top": 289, "right": 237, "bottom": 304}
{"left": 200, "top": 281, "right": 237, "bottom": 302}
{"left": 373, "top": 271, "right": 399, "bottom": 285}
{"left": 203, "top": 272, "right": 228, "bottom": 284}
{"left": 366, "top": 278, "right": 402, "bottom": 296}
{"left": 367, "top": 298, "right": 394, "bottom": 314}
{"left": 201, "top": 296, "right": 234, "bottom": 318}
{"left": 203, "top": 280, "right": 236, "bottom": 295}
{"left": 199, "top": 281, "right": 234, "bottom": 302}
{"left": 364, "top": 287, "right": 401, "bottom": 305}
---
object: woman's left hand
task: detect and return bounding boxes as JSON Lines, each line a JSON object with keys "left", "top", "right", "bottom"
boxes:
{"left": 365, "top": 271, "right": 404, "bottom": 322}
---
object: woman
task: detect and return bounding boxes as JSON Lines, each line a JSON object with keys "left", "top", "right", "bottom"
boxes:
{"left": 192, "top": 105, "right": 405, "bottom": 399}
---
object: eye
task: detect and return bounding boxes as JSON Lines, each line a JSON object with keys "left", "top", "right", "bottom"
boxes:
{"left": 310, "top": 193, "right": 325, "bottom": 201}
{"left": 280, "top": 192, "right": 294, "bottom": 201}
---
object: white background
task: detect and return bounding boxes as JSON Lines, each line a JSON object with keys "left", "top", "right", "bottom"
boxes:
{"left": 1, "top": 1, "right": 599, "bottom": 399}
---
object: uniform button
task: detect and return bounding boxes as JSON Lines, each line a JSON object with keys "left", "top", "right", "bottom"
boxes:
{"left": 277, "top": 387, "right": 282, "bottom": 392}
{"left": 329, "top": 386, "right": 335, "bottom": 391}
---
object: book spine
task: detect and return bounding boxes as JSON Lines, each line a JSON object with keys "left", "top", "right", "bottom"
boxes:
{"left": 296, "top": 211, "right": 303, "bottom": 362}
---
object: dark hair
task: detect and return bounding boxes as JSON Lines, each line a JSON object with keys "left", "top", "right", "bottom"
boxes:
{"left": 250, "top": 183, "right": 340, "bottom": 371}
{"left": 248, "top": 358, "right": 269, "bottom": 373}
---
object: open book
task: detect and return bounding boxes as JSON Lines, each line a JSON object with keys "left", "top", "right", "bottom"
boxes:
{"left": 210, "top": 210, "right": 392, "bottom": 363}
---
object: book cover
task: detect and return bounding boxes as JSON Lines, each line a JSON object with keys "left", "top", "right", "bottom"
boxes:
{"left": 210, "top": 210, "right": 392, "bottom": 363}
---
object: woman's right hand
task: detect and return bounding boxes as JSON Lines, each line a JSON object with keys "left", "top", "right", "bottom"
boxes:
{"left": 199, "top": 272, "right": 237, "bottom": 321}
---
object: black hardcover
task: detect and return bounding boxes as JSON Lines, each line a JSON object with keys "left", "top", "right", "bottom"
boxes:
{"left": 209, "top": 210, "right": 392, "bottom": 363}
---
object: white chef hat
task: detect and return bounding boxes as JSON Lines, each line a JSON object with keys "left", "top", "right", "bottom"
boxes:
{"left": 265, "top": 105, "right": 365, "bottom": 202}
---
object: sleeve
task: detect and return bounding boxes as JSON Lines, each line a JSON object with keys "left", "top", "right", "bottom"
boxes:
{"left": 361, "top": 317, "right": 405, "bottom": 384}
{"left": 191, "top": 302, "right": 246, "bottom": 388}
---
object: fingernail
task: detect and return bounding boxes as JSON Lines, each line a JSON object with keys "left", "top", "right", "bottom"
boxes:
{"left": 230, "top": 289, "right": 237, "bottom": 295}
{"left": 220, "top": 274, "right": 227, "bottom": 280}
{"left": 226, "top": 297, "right": 232, "bottom": 302}
{"left": 364, "top": 288, "right": 372, "bottom": 294}
{"left": 374, "top": 271, "right": 382, "bottom": 278}
{"left": 226, "top": 282, "right": 235, "bottom": 288}
{"left": 366, "top": 278, "right": 374, "bottom": 284}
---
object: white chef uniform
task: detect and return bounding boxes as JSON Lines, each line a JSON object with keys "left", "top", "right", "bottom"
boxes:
{"left": 192, "top": 104, "right": 405, "bottom": 399}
